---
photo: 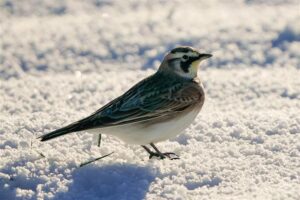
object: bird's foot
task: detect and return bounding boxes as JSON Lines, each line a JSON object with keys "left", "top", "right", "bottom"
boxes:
{"left": 149, "top": 152, "right": 180, "bottom": 160}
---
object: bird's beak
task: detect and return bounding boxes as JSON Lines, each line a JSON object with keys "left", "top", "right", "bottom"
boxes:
{"left": 198, "top": 53, "right": 213, "bottom": 60}
{"left": 190, "top": 53, "right": 212, "bottom": 74}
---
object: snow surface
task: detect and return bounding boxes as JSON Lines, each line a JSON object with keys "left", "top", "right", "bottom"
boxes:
{"left": 1, "top": 0, "right": 300, "bottom": 199}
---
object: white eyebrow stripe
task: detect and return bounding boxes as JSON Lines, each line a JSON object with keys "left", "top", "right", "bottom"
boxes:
{"left": 187, "top": 52, "right": 198, "bottom": 57}
{"left": 170, "top": 51, "right": 198, "bottom": 59}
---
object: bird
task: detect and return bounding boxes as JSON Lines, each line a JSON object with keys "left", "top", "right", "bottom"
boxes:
{"left": 38, "top": 46, "right": 212, "bottom": 160}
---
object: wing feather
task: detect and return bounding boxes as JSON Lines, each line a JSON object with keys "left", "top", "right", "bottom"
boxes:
{"left": 46, "top": 73, "right": 203, "bottom": 136}
{"left": 87, "top": 74, "right": 202, "bottom": 127}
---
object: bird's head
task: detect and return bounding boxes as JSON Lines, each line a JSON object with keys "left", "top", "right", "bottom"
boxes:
{"left": 159, "top": 46, "right": 212, "bottom": 79}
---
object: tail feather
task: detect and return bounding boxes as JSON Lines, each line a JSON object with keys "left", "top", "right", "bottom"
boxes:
{"left": 38, "top": 120, "right": 88, "bottom": 142}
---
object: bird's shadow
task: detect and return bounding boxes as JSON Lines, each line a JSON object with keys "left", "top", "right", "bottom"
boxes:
{"left": 0, "top": 158, "right": 156, "bottom": 200}
{"left": 53, "top": 163, "right": 156, "bottom": 200}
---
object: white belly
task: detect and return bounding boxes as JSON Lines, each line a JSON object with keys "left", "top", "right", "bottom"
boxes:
{"left": 89, "top": 107, "right": 201, "bottom": 145}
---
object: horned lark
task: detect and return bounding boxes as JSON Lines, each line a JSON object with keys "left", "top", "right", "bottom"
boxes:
{"left": 39, "top": 46, "right": 212, "bottom": 160}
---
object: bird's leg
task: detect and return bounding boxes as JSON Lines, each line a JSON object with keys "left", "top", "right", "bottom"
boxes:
{"left": 141, "top": 145, "right": 152, "bottom": 154}
{"left": 150, "top": 143, "right": 180, "bottom": 160}
{"left": 141, "top": 145, "right": 160, "bottom": 159}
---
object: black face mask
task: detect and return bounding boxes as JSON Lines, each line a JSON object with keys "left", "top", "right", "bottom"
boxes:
{"left": 180, "top": 56, "right": 201, "bottom": 73}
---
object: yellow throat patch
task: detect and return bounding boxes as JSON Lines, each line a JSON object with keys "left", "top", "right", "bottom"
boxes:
{"left": 190, "top": 60, "right": 201, "bottom": 75}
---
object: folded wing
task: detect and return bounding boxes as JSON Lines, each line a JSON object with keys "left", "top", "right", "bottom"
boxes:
{"left": 39, "top": 74, "right": 202, "bottom": 141}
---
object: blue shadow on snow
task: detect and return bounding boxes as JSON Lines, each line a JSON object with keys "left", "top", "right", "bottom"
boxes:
{"left": 54, "top": 163, "right": 156, "bottom": 200}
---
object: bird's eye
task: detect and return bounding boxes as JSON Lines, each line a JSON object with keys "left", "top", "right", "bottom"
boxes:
{"left": 182, "top": 55, "right": 188, "bottom": 60}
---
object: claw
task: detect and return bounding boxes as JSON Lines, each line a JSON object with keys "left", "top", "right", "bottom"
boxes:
{"left": 149, "top": 153, "right": 163, "bottom": 159}
{"left": 148, "top": 152, "right": 179, "bottom": 160}
{"left": 163, "top": 152, "right": 180, "bottom": 160}
{"left": 142, "top": 144, "right": 180, "bottom": 160}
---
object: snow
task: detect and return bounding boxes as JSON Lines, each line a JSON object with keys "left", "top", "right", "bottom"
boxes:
{"left": 1, "top": 0, "right": 300, "bottom": 199}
